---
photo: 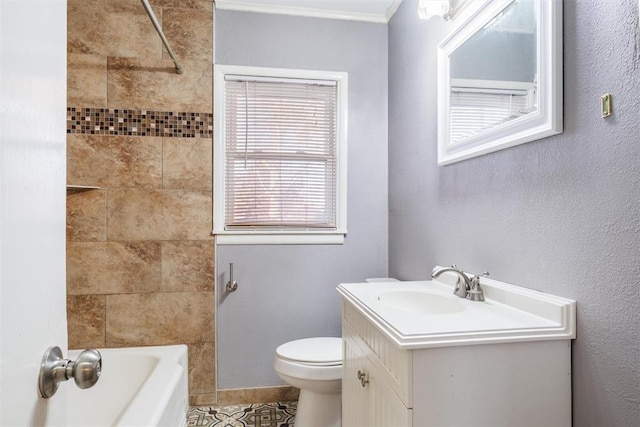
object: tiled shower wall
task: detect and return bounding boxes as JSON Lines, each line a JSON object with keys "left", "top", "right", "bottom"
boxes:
{"left": 66, "top": 0, "right": 216, "bottom": 405}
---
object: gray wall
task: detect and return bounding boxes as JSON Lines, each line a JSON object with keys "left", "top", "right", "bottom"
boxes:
{"left": 389, "top": 0, "right": 639, "bottom": 425}
{"left": 215, "top": 10, "right": 389, "bottom": 388}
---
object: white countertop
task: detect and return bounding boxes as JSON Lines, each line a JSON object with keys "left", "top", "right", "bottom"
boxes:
{"left": 337, "top": 275, "right": 576, "bottom": 349}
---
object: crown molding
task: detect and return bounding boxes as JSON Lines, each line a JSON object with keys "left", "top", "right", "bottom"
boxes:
{"left": 385, "top": 0, "right": 403, "bottom": 22}
{"left": 215, "top": 0, "right": 403, "bottom": 23}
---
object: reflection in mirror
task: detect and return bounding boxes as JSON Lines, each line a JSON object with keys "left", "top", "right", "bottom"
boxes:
{"left": 449, "top": 0, "right": 536, "bottom": 145}
{"left": 437, "top": 0, "right": 562, "bottom": 165}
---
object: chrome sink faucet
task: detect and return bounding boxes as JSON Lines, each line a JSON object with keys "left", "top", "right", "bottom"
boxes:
{"left": 431, "top": 265, "right": 489, "bottom": 301}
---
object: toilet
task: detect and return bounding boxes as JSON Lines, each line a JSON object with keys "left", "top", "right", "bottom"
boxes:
{"left": 274, "top": 337, "right": 342, "bottom": 427}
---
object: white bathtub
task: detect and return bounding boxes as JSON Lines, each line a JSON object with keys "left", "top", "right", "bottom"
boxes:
{"left": 65, "top": 345, "right": 189, "bottom": 427}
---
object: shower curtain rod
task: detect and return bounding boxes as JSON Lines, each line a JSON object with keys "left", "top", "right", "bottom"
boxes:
{"left": 140, "top": 0, "right": 183, "bottom": 74}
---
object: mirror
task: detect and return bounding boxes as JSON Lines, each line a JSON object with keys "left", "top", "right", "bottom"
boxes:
{"left": 437, "top": 0, "right": 562, "bottom": 165}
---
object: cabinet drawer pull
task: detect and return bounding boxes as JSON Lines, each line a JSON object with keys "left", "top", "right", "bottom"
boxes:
{"left": 357, "top": 370, "right": 369, "bottom": 387}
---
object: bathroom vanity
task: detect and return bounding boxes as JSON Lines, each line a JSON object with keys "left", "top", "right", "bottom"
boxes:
{"left": 338, "top": 272, "right": 576, "bottom": 427}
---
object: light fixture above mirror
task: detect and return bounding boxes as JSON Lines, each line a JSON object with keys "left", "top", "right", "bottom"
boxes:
{"left": 418, "top": 0, "right": 474, "bottom": 20}
{"left": 437, "top": 0, "right": 563, "bottom": 165}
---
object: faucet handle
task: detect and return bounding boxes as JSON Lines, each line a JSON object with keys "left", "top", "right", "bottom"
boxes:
{"left": 470, "top": 271, "right": 489, "bottom": 285}
{"left": 467, "top": 272, "right": 489, "bottom": 302}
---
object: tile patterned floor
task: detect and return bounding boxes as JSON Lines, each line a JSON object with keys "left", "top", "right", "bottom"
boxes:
{"left": 188, "top": 402, "right": 297, "bottom": 427}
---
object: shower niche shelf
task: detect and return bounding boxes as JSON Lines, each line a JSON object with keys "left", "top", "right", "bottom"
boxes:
{"left": 66, "top": 185, "right": 100, "bottom": 193}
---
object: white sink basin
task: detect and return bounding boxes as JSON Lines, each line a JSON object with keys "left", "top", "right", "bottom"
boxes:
{"left": 376, "top": 290, "right": 465, "bottom": 314}
{"left": 337, "top": 275, "right": 577, "bottom": 349}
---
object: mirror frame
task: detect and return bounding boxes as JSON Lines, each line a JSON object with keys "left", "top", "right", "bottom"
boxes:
{"left": 437, "top": 0, "right": 563, "bottom": 165}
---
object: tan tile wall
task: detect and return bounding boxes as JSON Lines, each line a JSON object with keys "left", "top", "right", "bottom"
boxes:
{"left": 66, "top": 0, "right": 215, "bottom": 405}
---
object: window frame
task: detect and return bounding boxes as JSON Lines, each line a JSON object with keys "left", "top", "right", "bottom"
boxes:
{"left": 213, "top": 65, "right": 348, "bottom": 245}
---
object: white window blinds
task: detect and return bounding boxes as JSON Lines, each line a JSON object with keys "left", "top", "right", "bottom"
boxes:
{"left": 223, "top": 76, "right": 338, "bottom": 230}
{"left": 450, "top": 90, "right": 529, "bottom": 145}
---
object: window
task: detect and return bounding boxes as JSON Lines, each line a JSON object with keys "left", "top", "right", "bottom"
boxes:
{"left": 214, "top": 65, "right": 348, "bottom": 245}
{"left": 449, "top": 79, "right": 534, "bottom": 146}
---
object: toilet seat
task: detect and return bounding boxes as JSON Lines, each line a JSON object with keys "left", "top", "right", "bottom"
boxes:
{"left": 274, "top": 357, "right": 342, "bottom": 381}
{"left": 274, "top": 337, "right": 343, "bottom": 381}
{"left": 276, "top": 337, "right": 342, "bottom": 366}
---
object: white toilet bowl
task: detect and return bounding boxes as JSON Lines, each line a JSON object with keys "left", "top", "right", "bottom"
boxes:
{"left": 274, "top": 337, "right": 342, "bottom": 427}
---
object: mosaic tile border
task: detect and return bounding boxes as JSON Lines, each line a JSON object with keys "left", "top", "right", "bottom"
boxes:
{"left": 67, "top": 107, "right": 213, "bottom": 138}
{"left": 188, "top": 402, "right": 296, "bottom": 427}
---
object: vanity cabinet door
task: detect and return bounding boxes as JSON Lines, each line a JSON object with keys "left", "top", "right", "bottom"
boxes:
{"left": 343, "top": 330, "right": 412, "bottom": 427}
{"left": 343, "top": 335, "right": 370, "bottom": 427}
{"left": 368, "top": 368, "right": 412, "bottom": 427}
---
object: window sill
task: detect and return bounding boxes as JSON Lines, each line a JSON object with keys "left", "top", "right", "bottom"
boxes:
{"left": 213, "top": 231, "right": 346, "bottom": 245}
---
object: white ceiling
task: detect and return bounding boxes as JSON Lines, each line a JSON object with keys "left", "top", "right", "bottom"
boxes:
{"left": 215, "top": 0, "right": 404, "bottom": 23}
